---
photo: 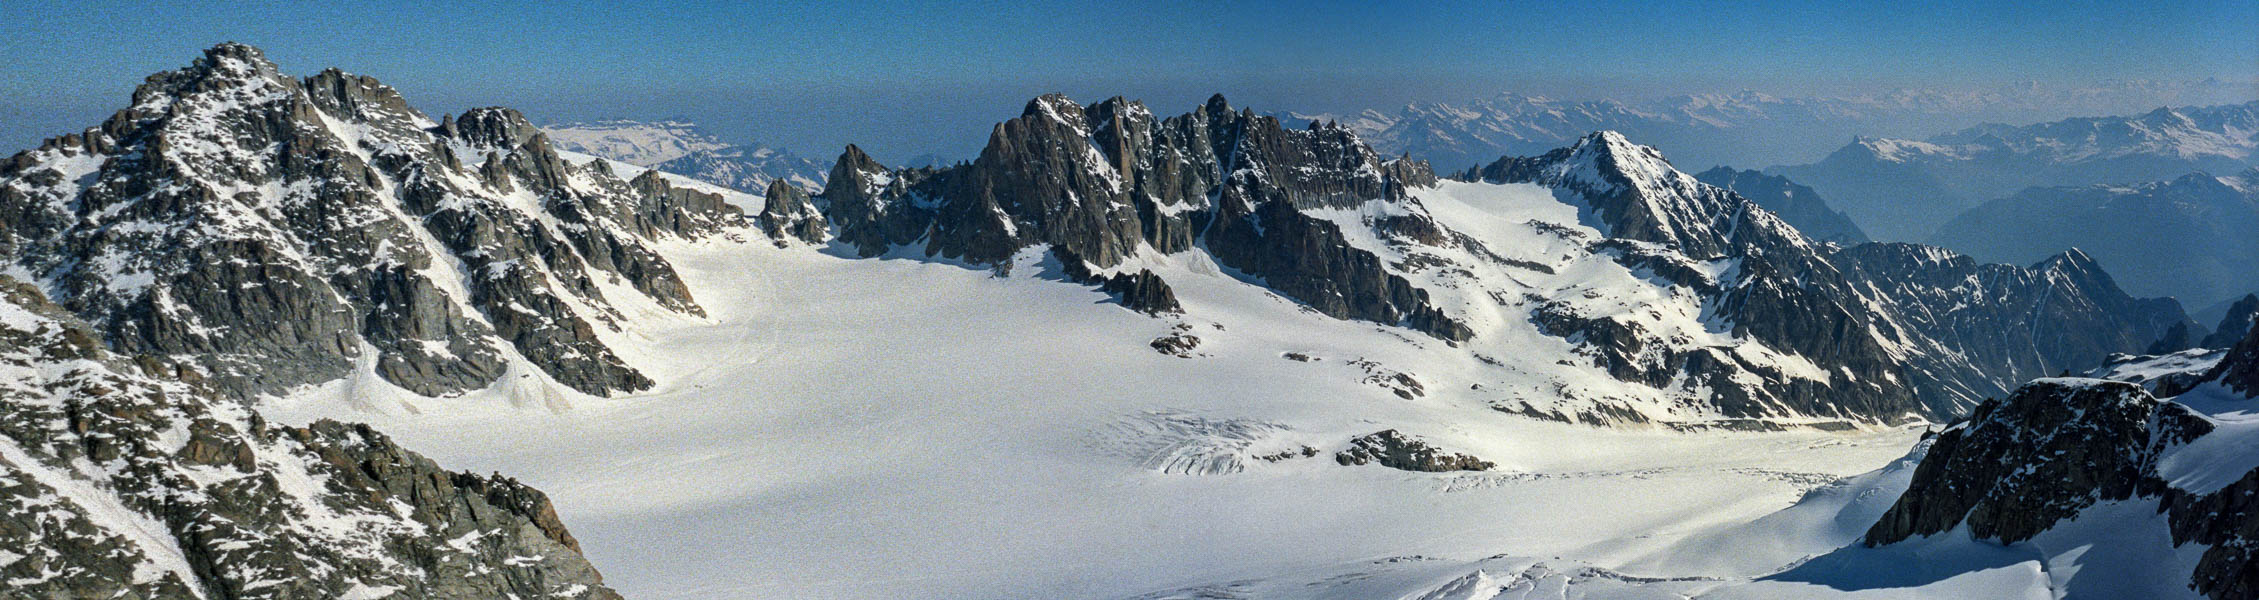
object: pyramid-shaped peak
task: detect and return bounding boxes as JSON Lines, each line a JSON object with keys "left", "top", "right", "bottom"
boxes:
{"left": 1565, "top": 130, "right": 1678, "bottom": 183}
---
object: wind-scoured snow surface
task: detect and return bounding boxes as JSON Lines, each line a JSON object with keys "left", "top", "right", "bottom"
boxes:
{"left": 269, "top": 181, "right": 1941, "bottom": 598}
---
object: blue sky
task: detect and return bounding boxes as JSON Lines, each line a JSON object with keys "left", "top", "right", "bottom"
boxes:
{"left": 2, "top": 0, "right": 2253, "bottom": 162}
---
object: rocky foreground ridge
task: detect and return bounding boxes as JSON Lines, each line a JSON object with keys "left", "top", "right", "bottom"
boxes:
{"left": 1867, "top": 315, "right": 2259, "bottom": 599}
{"left": 0, "top": 276, "right": 619, "bottom": 598}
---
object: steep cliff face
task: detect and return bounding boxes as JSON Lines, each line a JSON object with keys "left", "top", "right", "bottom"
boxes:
{"left": 1864, "top": 379, "right": 2211, "bottom": 546}
{"left": 0, "top": 43, "right": 740, "bottom": 399}
{"left": 1837, "top": 244, "right": 2189, "bottom": 408}
{"left": 813, "top": 93, "right": 1469, "bottom": 340}
{"left": 0, "top": 276, "right": 619, "bottom": 599}
{"left": 1865, "top": 320, "right": 2259, "bottom": 599}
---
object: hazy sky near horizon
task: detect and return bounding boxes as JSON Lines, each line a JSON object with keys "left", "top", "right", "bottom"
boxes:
{"left": 3, "top": 0, "right": 2254, "bottom": 162}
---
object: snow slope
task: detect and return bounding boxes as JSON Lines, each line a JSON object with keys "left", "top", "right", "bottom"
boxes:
{"left": 267, "top": 199, "right": 1932, "bottom": 598}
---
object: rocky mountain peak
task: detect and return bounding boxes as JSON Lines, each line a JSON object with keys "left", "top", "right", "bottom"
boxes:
{"left": 2202, "top": 294, "right": 2259, "bottom": 349}
{"left": 1473, "top": 130, "right": 1806, "bottom": 257}
{"left": 0, "top": 276, "right": 622, "bottom": 598}
{"left": 1023, "top": 93, "right": 1088, "bottom": 124}
{"left": 0, "top": 43, "right": 740, "bottom": 399}
{"left": 445, "top": 106, "right": 546, "bottom": 150}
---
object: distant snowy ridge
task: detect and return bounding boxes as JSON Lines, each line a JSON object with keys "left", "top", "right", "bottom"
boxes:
{"left": 541, "top": 118, "right": 832, "bottom": 193}
{"left": 539, "top": 118, "right": 731, "bottom": 166}
{"left": 1772, "top": 101, "right": 2259, "bottom": 242}
{"left": 1284, "top": 80, "right": 2256, "bottom": 171}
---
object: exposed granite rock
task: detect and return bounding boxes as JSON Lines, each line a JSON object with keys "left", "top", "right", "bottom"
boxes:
{"left": 1836, "top": 245, "right": 2189, "bottom": 413}
{"left": 1863, "top": 370, "right": 2259, "bottom": 600}
{"left": 811, "top": 94, "right": 1470, "bottom": 340}
{"left": 0, "top": 43, "right": 736, "bottom": 399}
{"left": 2165, "top": 460, "right": 2259, "bottom": 599}
{"left": 758, "top": 177, "right": 829, "bottom": 245}
{"left": 1864, "top": 379, "right": 2211, "bottom": 546}
{"left": 1334, "top": 430, "right": 1493, "bottom": 472}
{"left": 1053, "top": 247, "right": 1182, "bottom": 315}
{"left": 815, "top": 144, "right": 934, "bottom": 256}
{"left": 0, "top": 275, "right": 619, "bottom": 599}
{"left": 1151, "top": 324, "right": 1203, "bottom": 358}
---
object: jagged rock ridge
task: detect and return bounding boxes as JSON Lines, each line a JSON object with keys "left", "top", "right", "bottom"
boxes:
{"left": 0, "top": 43, "right": 741, "bottom": 399}
{"left": 0, "top": 276, "right": 620, "bottom": 599}
{"left": 1465, "top": 133, "right": 2181, "bottom": 419}
{"left": 811, "top": 93, "right": 1470, "bottom": 340}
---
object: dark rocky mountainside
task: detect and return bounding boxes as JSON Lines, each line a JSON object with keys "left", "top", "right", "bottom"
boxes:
{"left": 0, "top": 43, "right": 741, "bottom": 400}
{"left": 1835, "top": 244, "right": 2191, "bottom": 406}
{"left": 0, "top": 276, "right": 619, "bottom": 599}
{"left": 1693, "top": 167, "right": 1868, "bottom": 244}
{"left": 1865, "top": 319, "right": 2259, "bottom": 599}
{"left": 785, "top": 94, "right": 2182, "bottom": 422}
{"left": 1864, "top": 379, "right": 2211, "bottom": 546}
{"left": 808, "top": 93, "right": 1470, "bottom": 341}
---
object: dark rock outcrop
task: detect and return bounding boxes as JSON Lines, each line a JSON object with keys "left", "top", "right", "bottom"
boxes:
{"left": 0, "top": 43, "right": 739, "bottom": 399}
{"left": 759, "top": 177, "right": 828, "bottom": 245}
{"left": 1334, "top": 430, "right": 1493, "bottom": 472}
{"left": 1863, "top": 371, "right": 2259, "bottom": 600}
{"left": 810, "top": 94, "right": 1469, "bottom": 340}
{"left": 0, "top": 275, "right": 619, "bottom": 599}
{"left": 1864, "top": 379, "right": 2211, "bottom": 545}
{"left": 2202, "top": 294, "right": 2259, "bottom": 349}
{"left": 2204, "top": 313, "right": 2259, "bottom": 397}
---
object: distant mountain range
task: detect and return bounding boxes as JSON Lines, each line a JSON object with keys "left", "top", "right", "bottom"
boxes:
{"left": 1692, "top": 167, "right": 1869, "bottom": 245}
{"left": 539, "top": 119, "right": 730, "bottom": 165}
{"left": 1930, "top": 169, "right": 2259, "bottom": 308}
{"left": 1770, "top": 102, "right": 2259, "bottom": 242}
{"left": 1285, "top": 80, "right": 2254, "bottom": 173}
{"left": 543, "top": 118, "right": 831, "bottom": 192}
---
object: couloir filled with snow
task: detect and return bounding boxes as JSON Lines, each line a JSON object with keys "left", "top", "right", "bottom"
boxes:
{"left": 262, "top": 178, "right": 2032, "bottom": 599}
